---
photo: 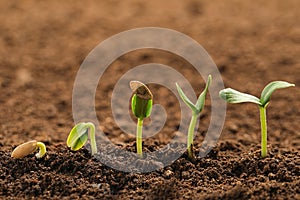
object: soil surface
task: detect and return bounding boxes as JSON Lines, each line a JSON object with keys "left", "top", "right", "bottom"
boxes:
{"left": 0, "top": 0, "right": 299, "bottom": 199}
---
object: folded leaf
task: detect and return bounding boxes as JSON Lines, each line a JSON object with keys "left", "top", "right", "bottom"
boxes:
{"left": 195, "top": 75, "right": 212, "bottom": 113}
{"left": 176, "top": 83, "right": 198, "bottom": 114}
{"left": 219, "top": 88, "right": 261, "bottom": 105}
{"left": 67, "top": 123, "right": 89, "bottom": 149}
{"left": 145, "top": 99, "right": 153, "bottom": 118}
{"left": 70, "top": 133, "right": 88, "bottom": 151}
{"left": 260, "top": 81, "right": 295, "bottom": 106}
{"left": 131, "top": 94, "right": 153, "bottom": 119}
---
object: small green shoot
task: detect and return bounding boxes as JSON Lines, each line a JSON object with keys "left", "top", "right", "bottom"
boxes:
{"left": 11, "top": 140, "right": 47, "bottom": 159}
{"left": 219, "top": 81, "right": 295, "bottom": 158}
{"left": 130, "top": 81, "right": 153, "bottom": 158}
{"left": 67, "top": 122, "right": 97, "bottom": 155}
{"left": 176, "top": 75, "right": 212, "bottom": 159}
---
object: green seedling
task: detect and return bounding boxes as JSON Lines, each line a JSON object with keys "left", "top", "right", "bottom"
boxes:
{"left": 176, "top": 75, "right": 212, "bottom": 159}
{"left": 219, "top": 81, "right": 295, "bottom": 158}
{"left": 67, "top": 122, "right": 97, "bottom": 155}
{"left": 130, "top": 81, "right": 153, "bottom": 158}
{"left": 11, "top": 140, "right": 47, "bottom": 159}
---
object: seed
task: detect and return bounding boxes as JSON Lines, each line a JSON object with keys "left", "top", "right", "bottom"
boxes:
{"left": 11, "top": 140, "right": 37, "bottom": 158}
{"left": 130, "top": 81, "right": 152, "bottom": 100}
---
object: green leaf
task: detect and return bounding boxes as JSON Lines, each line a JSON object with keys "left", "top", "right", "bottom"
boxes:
{"left": 70, "top": 133, "right": 88, "bottom": 151}
{"left": 195, "top": 75, "right": 212, "bottom": 113}
{"left": 260, "top": 81, "right": 295, "bottom": 106}
{"left": 176, "top": 83, "right": 198, "bottom": 113}
{"left": 131, "top": 94, "right": 153, "bottom": 119}
{"left": 131, "top": 94, "right": 137, "bottom": 116}
{"left": 67, "top": 123, "right": 89, "bottom": 150}
{"left": 130, "top": 81, "right": 153, "bottom": 119}
{"left": 219, "top": 88, "right": 262, "bottom": 105}
{"left": 145, "top": 99, "right": 153, "bottom": 118}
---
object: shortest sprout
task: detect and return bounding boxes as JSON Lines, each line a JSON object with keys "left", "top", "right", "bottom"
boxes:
{"left": 67, "top": 122, "right": 97, "bottom": 155}
{"left": 11, "top": 140, "right": 47, "bottom": 159}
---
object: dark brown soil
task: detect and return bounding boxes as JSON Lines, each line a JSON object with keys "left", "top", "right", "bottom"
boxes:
{"left": 0, "top": 0, "right": 299, "bottom": 199}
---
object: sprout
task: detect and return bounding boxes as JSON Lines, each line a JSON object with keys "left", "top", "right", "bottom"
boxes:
{"left": 130, "top": 81, "right": 153, "bottom": 158}
{"left": 67, "top": 122, "right": 97, "bottom": 155}
{"left": 176, "top": 75, "right": 212, "bottom": 159}
{"left": 11, "top": 140, "right": 47, "bottom": 159}
{"left": 219, "top": 81, "right": 295, "bottom": 158}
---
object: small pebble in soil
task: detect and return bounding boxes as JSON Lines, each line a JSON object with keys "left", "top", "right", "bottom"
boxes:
{"left": 181, "top": 171, "right": 190, "bottom": 179}
{"left": 268, "top": 173, "right": 276, "bottom": 180}
{"left": 164, "top": 169, "right": 174, "bottom": 178}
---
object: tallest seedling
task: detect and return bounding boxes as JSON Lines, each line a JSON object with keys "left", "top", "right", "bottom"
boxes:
{"left": 219, "top": 81, "right": 295, "bottom": 158}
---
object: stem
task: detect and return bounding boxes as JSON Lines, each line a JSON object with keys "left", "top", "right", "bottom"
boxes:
{"left": 35, "top": 142, "right": 47, "bottom": 158}
{"left": 187, "top": 114, "right": 198, "bottom": 159}
{"left": 86, "top": 122, "right": 97, "bottom": 155}
{"left": 136, "top": 118, "right": 143, "bottom": 158}
{"left": 259, "top": 106, "right": 267, "bottom": 158}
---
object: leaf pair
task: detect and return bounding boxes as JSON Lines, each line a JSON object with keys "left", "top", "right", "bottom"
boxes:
{"left": 176, "top": 75, "right": 212, "bottom": 115}
{"left": 219, "top": 81, "right": 295, "bottom": 107}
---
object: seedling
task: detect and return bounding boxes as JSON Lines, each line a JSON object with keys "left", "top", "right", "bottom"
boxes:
{"left": 130, "top": 81, "right": 153, "bottom": 158}
{"left": 67, "top": 122, "right": 97, "bottom": 155}
{"left": 219, "top": 81, "right": 295, "bottom": 158}
{"left": 176, "top": 75, "right": 212, "bottom": 159}
{"left": 11, "top": 140, "right": 47, "bottom": 159}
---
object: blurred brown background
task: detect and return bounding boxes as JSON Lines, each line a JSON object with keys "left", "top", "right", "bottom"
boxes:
{"left": 0, "top": 0, "right": 299, "bottom": 148}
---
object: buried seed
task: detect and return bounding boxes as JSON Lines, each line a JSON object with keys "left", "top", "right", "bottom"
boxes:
{"left": 11, "top": 140, "right": 47, "bottom": 158}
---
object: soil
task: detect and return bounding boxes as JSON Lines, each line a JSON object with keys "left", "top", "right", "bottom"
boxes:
{"left": 0, "top": 0, "right": 299, "bottom": 199}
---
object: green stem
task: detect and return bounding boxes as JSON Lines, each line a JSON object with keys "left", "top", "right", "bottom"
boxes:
{"left": 35, "top": 142, "right": 47, "bottom": 158}
{"left": 259, "top": 106, "right": 267, "bottom": 158}
{"left": 86, "top": 122, "right": 97, "bottom": 155}
{"left": 187, "top": 114, "right": 198, "bottom": 159}
{"left": 136, "top": 118, "right": 143, "bottom": 158}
